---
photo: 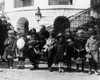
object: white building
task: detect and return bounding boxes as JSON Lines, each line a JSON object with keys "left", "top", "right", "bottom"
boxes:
{"left": 0, "top": 0, "right": 100, "bottom": 63}
{"left": 1, "top": 0, "right": 100, "bottom": 32}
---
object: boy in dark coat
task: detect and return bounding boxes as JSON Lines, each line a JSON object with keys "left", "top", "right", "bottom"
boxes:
{"left": 64, "top": 30, "right": 74, "bottom": 70}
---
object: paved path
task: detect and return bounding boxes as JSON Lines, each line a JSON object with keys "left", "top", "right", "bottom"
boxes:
{"left": 0, "top": 59, "right": 99, "bottom": 80}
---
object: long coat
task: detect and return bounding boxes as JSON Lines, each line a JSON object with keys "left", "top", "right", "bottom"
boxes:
{"left": 85, "top": 37, "right": 100, "bottom": 63}
{"left": 38, "top": 30, "right": 49, "bottom": 48}
{"left": 74, "top": 38, "right": 87, "bottom": 59}
{"left": 3, "top": 36, "right": 17, "bottom": 59}
{"left": 65, "top": 36, "right": 75, "bottom": 62}
{"left": 54, "top": 41, "right": 66, "bottom": 63}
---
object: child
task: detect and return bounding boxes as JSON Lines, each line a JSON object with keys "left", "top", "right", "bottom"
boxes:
{"left": 44, "top": 31, "right": 56, "bottom": 72}
{"left": 74, "top": 30, "right": 87, "bottom": 72}
{"left": 65, "top": 38, "right": 74, "bottom": 70}
{"left": 3, "top": 30, "right": 16, "bottom": 69}
{"left": 17, "top": 34, "right": 26, "bottom": 69}
{"left": 54, "top": 33, "right": 66, "bottom": 72}
{"left": 85, "top": 30, "right": 100, "bottom": 75}
{"left": 64, "top": 30, "right": 74, "bottom": 70}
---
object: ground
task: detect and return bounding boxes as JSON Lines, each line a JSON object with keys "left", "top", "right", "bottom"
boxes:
{"left": 0, "top": 59, "right": 100, "bottom": 80}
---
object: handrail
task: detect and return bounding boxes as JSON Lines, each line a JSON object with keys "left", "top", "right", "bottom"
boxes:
{"left": 47, "top": 3, "right": 100, "bottom": 31}
{"left": 68, "top": 2, "right": 100, "bottom": 20}
{"left": 68, "top": 8, "right": 91, "bottom": 19}
{"left": 46, "top": 8, "right": 91, "bottom": 30}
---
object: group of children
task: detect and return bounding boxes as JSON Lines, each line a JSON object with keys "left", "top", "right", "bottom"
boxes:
{"left": 2, "top": 30, "right": 26, "bottom": 69}
{"left": 1, "top": 27, "right": 100, "bottom": 75}
{"left": 45, "top": 29, "right": 100, "bottom": 75}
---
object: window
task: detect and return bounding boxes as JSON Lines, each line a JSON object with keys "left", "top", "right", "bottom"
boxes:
{"left": 15, "top": 0, "right": 34, "bottom": 8}
{"left": 22, "top": 0, "right": 34, "bottom": 7}
{"left": 49, "top": 0, "right": 73, "bottom": 5}
{"left": 0, "top": 0, "right": 4, "bottom": 10}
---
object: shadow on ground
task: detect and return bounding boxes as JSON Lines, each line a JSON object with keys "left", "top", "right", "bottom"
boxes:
{"left": 0, "top": 58, "right": 100, "bottom": 74}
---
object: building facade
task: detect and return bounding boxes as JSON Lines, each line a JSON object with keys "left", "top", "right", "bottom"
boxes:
{"left": 0, "top": 0, "right": 100, "bottom": 63}
{"left": 0, "top": 0, "right": 100, "bottom": 32}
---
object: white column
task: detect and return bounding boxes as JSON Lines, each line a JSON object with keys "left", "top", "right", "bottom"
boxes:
{"left": 73, "top": 0, "right": 91, "bottom": 9}
{"left": 5, "top": 0, "right": 15, "bottom": 11}
{"left": 34, "top": 0, "right": 48, "bottom": 7}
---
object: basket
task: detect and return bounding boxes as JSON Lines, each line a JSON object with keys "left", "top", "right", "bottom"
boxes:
{"left": 7, "top": 55, "right": 12, "bottom": 59}
{"left": 75, "top": 58, "right": 84, "bottom": 64}
{"left": 86, "top": 54, "right": 92, "bottom": 58}
{"left": 85, "top": 54, "right": 92, "bottom": 62}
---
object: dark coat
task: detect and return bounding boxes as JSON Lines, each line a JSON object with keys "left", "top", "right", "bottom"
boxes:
{"left": 75, "top": 37, "right": 87, "bottom": 50}
{"left": 27, "top": 33, "right": 40, "bottom": 47}
{"left": 38, "top": 30, "right": 50, "bottom": 47}
{"left": 65, "top": 36, "right": 75, "bottom": 57}
{"left": 73, "top": 38, "right": 87, "bottom": 64}
{"left": 0, "top": 19, "right": 8, "bottom": 56}
{"left": 54, "top": 41, "right": 66, "bottom": 63}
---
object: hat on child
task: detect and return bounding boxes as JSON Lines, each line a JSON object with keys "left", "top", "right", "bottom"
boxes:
{"left": 57, "top": 33, "right": 65, "bottom": 39}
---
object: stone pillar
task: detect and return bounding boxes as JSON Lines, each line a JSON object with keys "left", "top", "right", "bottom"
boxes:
{"left": 5, "top": 0, "right": 15, "bottom": 11}
{"left": 74, "top": 0, "right": 91, "bottom": 8}
{"left": 34, "top": 0, "right": 48, "bottom": 7}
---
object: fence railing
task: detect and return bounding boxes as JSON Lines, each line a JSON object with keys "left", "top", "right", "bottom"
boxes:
{"left": 68, "top": 8, "right": 92, "bottom": 30}
{"left": 69, "top": 3, "right": 100, "bottom": 31}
